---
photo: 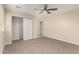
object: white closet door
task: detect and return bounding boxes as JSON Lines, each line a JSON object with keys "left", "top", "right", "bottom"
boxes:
{"left": 12, "top": 18, "right": 20, "bottom": 40}
{"left": 23, "top": 19, "right": 32, "bottom": 40}
{"left": 12, "top": 22, "right": 19, "bottom": 40}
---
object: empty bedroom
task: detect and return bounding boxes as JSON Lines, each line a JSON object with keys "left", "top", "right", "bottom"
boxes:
{"left": 1, "top": 4, "right": 79, "bottom": 54}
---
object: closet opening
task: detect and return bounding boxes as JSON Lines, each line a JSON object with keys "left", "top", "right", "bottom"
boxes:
{"left": 12, "top": 16, "right": 23, "bottom": 41}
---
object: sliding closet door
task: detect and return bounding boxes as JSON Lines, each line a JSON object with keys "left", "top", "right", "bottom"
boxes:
{"left": 23, "top": 19, "right": 32, "bottom": 40}
{"left": 12, "top": 17, "right": 20, "bottom": 40}
{"left": 12, "top": 16, "right": 23, "bottom": 40}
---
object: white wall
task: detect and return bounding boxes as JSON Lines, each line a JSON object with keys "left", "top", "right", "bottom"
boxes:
{"left": 0, "top": 5, "right": 5, "bottom": 53}
{"left": 43, "top": 8, "right": 79, "bottom": 45}
{"left": 5, "top": 11, "right": 38, "bottom": 44}
{"left": 32, "top": 18, "right": 38, "bottom": 38}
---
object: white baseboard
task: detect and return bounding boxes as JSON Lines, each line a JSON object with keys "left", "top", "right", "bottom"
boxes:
{"left": 0, "top": 46, "right": 4, "bottom": 54}
{"left": 44, "top": 35, "right": 79, "bottom": 45}
{"left": 4, "top": 42, "right": 12, "bottom": 45}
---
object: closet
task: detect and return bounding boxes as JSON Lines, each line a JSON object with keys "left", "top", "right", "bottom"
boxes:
{"left": 12, "top": 16, "right": 23, "bottom": 40}
{"left": 12, "top": 16, "right": 32, "bottom": 41}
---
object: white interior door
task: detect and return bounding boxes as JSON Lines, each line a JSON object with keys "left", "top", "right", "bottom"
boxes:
{"left": 23, "top": 19, "right": 32, "bottom": 40}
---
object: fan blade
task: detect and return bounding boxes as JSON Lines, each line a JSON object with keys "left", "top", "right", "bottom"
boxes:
{"left": 34, "top": 9, "right": 42, "bottom": 10}
{"left": 48, "top": 8, "right": 58, "bottom": 11}
{"left": 39, "top": 10, "right": 44, "bottom": 14}
{"left": 46, "top": 10, "right": 51, "bottom": 14}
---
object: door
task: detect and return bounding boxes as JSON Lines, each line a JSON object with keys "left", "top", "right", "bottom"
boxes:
{"left": 23, "top": 19, "right": 32, "bottom": 40}
{"left": 12, "top": 17, "right": 20, "bottom": 40}
{"left": 12, "top": 16, "right": 23, "bottom": 40}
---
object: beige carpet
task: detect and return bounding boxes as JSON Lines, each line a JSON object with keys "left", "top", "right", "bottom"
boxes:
{"left": 3, "top": 37, "right": 79, "bottom": 54}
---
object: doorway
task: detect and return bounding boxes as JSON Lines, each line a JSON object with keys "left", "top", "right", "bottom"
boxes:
{"left": 39, "top": 21, "right": 43, "bottom": 37}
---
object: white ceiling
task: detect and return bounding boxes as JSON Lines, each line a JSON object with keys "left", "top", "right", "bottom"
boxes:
{"left": 5, "top": 4, "right": 79, "bottom": 16}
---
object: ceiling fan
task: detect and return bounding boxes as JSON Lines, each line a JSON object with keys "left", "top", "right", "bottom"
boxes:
{"left": 34, "top": 4, "right": 58, "bottom": 14}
